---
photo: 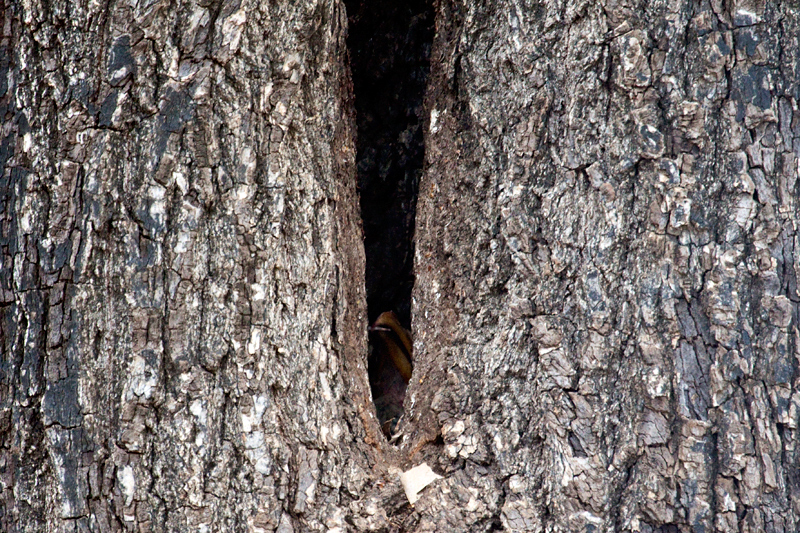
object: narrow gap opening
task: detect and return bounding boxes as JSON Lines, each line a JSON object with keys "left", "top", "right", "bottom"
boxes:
{"left": 344, "top": 0, "right": 433, "bottom": 438}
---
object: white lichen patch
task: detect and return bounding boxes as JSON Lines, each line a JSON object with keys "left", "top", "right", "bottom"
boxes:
{"left": 247, "top": 327, "right": 262, "bottom": 355}
{"left": 117, "top": 465, "right": 136, "bottom": 506}
{"left": 319, "top": 372, "right": 332, "bottom": 401}
{"left": 430, "top": 108, "right": 441, "bottom": 133}
{"left": 125, "top": 355, "right": 158, "bottom": 401}
{"left": 189, "top": 399, "right": 207, "bottom": 426}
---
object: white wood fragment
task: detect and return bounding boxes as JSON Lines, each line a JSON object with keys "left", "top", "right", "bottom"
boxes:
{"left": 399, "top": 463, "right": 442, "bottom": 504}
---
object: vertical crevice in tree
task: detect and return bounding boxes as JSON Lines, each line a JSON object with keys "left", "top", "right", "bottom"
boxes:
{"left": 344, "top": 0, "right": 433, "bottom": 437}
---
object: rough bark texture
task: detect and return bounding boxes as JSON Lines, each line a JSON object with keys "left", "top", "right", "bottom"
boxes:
{"left": 3, "top": 0, "right": 800, "bottom": 531}
{"left": 0, "top": 0, "right": 390, "bottom": 531}
{"left": 403, "top": 0, "right": 800, "bottom": 531}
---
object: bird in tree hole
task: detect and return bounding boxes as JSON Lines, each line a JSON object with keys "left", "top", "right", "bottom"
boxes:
{"left": 368, "top": 311, "right": 413, "bottom": 437}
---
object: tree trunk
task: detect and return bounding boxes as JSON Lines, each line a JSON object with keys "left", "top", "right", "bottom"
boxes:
{"left": 403, "top": 0, "right": 800, "bottom": 531}
{"left": 3, "top": 0, "right": 800, "bottom": 532}
{"left": 1, "top": 0, "right": 382, "bottom": 531}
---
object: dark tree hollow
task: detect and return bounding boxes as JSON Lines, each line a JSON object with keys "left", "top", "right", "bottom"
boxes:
{"left": 343, "top": 0, "right": 433, "bottom": 436}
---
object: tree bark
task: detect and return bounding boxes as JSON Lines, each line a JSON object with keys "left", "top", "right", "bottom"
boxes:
{"left": 3, "top": 0, "right": 800, "bottom": 532}
{"left": 1, "top": 0, "right": 384, "bottom": 531}
{"left": 403, "top": 0, "right": 800, "bottom": 531}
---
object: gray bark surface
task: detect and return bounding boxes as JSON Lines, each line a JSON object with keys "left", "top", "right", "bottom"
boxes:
{"left": 2, "top": 0, "right": 800, "bottom": 532}
{"left": 1, "top": 0, "right": 388, "bottom": 531}
{"left": 403, "top": 0, "right": 800, "bottom": 531}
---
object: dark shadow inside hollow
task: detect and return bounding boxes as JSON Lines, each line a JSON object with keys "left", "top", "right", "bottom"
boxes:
{"left": 344, "top": 0, "right": 433, "bottom": 436}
